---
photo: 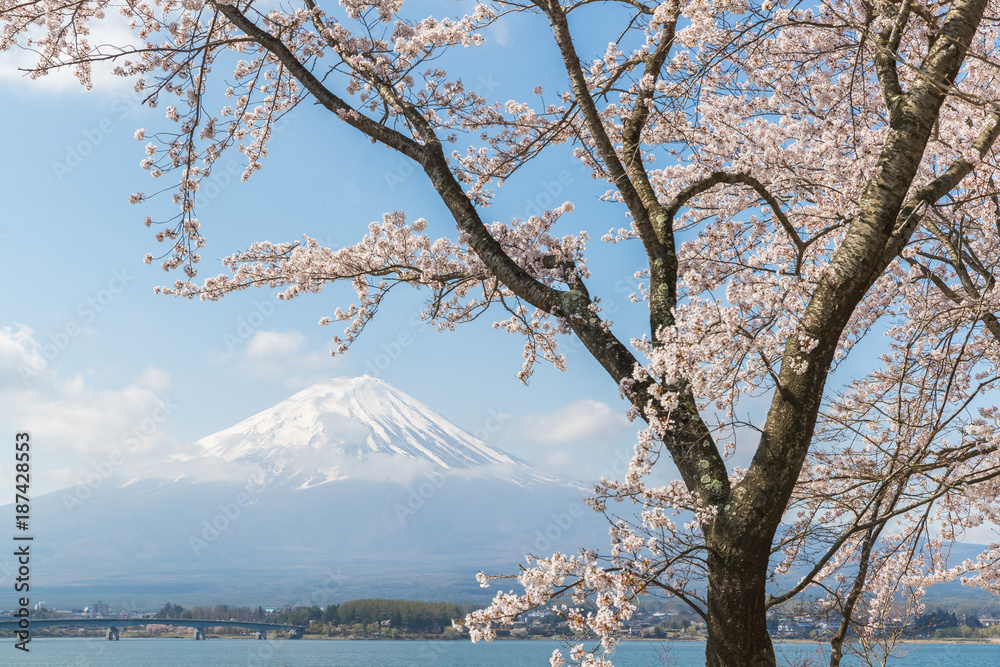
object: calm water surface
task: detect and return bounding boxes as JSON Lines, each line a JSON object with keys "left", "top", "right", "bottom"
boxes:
{"left": 2, "top": 638, "right": 997, "bottom": 666}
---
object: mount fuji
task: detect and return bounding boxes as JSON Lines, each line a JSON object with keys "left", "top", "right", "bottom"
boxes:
{"left": 165, "top": 375, "right": 561, "bottom": 489}
{"left": 24, "top": 376, "right": 610, "bottom": 607}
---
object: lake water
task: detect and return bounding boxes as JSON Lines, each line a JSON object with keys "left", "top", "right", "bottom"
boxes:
{"left": 2, "top": 637, "right": 997, "bottom": 666}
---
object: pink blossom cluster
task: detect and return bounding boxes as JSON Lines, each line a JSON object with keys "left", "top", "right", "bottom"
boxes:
{"left": 6, "top": 0, "right": 1000, "bottom": 663}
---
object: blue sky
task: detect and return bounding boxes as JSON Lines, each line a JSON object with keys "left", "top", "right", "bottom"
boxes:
{"left": 4, "top": 3, "right": 998, "bottom": 560}
{"left": 0, "top": 19, "right": 657, "bottom": 498}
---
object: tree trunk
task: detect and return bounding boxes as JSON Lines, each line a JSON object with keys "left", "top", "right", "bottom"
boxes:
{"left": 705, "top": 535, "right": 776, "bottom": 667}
{"left": 829, "top": 525, "right": 878, "bottom": 667}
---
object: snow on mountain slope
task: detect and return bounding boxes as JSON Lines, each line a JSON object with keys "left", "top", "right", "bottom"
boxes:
{"left": 163, "top": 375, "right": 567, "bottom": 490}
{"left": 27, "top": 376, "right": 605, "bottom": 605}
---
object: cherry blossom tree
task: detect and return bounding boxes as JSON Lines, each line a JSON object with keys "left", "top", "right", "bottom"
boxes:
{"left": 5, "top": 0, "right": 1000, "bottom": 665}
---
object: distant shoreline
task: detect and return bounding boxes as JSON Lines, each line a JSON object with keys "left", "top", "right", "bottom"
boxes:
{"left": 771, "top": 637, "right": 1000, "bottom": 646}
{"left": 7, "top": 633, "right": 1000, "bottom": 646}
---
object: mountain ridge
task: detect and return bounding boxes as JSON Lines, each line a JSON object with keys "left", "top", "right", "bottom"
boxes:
{"left": 129, "top": 374, "right": 577, "bottom": 491}
{"left": 26, "top": 375, "right": 606, "bottom": 606}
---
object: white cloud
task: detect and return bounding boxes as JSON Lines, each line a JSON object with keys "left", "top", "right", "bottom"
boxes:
{"left": 245, "top": 330, "right": 306, "bottom": 357}
{"left": 0, "top": 325, "right": 180, "bottom": 497}
{"left": 0, "top": 325, "right": 51, "bottom": 389}
{"left": 537, "top": 451, "right": 574, "bottom": 471}
{"left": 229, "top": 329, "right": 342, "bottom": 388}
{"left": 492, "top": 399, "right": 638, "bottom": 482}
{"left": 510, "top": 399, "right": 631, "bottom": 447}
{"left": 137, "top": 366, "right": 171, "bottom": 392}
{"left": 0, "top": 16, "right": 142, "bottom": 94}
{"left": 487, "top": 21, "right": 511, "bottom": 48}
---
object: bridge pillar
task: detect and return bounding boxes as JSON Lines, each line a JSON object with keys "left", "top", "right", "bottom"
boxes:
{"left": 256, "top": 630, "right": 267, "bottom": 640}
{"left": 192, "top": 627, "right": 206, "bottom": 640}
{"left": 105, "top": 627, "right": 119, "bottom": 641}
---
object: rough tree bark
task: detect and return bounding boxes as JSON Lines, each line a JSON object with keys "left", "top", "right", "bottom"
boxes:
{"left": 6, "top": 0, "right": 1000, "bottom": 663}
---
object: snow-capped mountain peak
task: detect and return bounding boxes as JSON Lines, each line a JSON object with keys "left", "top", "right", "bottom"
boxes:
{"left": 179, "top": 375, "right": 554, "bottom": 489}
{"left": 37, "top": 375, "right": 600, "bottom": 606}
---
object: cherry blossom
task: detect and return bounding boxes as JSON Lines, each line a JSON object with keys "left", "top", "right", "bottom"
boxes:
{"left": 5, "top": 0, "right": 1000, "bottom": 664}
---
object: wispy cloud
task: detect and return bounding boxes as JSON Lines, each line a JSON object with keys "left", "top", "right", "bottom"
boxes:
{"left": 508, "top": 399, "right": 631, "bottom": 447}
{"left": 0, "top": 324, "right": 181, "bottom": 496}
{"left": 226, "top": 329, "right": 342, "bottom": 388}
{"left": 495, "top": 399, "right": 637, "bottom": 482}
{"left": 0, "top": 16, "right": 142, "bottom": 94}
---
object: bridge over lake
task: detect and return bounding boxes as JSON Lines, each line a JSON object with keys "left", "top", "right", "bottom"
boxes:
{"left": 0, "top": 617, "right": 305, "bottom": 640}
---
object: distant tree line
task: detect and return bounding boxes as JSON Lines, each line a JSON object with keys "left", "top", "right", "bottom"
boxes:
{"left": 152, "top": 599, "right": 466, "bottom": 636}
{"left": 154, "top": 603, "right": 266, "bottom": 622}
{"left": 272, "top": 599, "right": 465, "bottom": 635}
{"left": 910, "top": 608, "right": 994, "bottom": 640}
